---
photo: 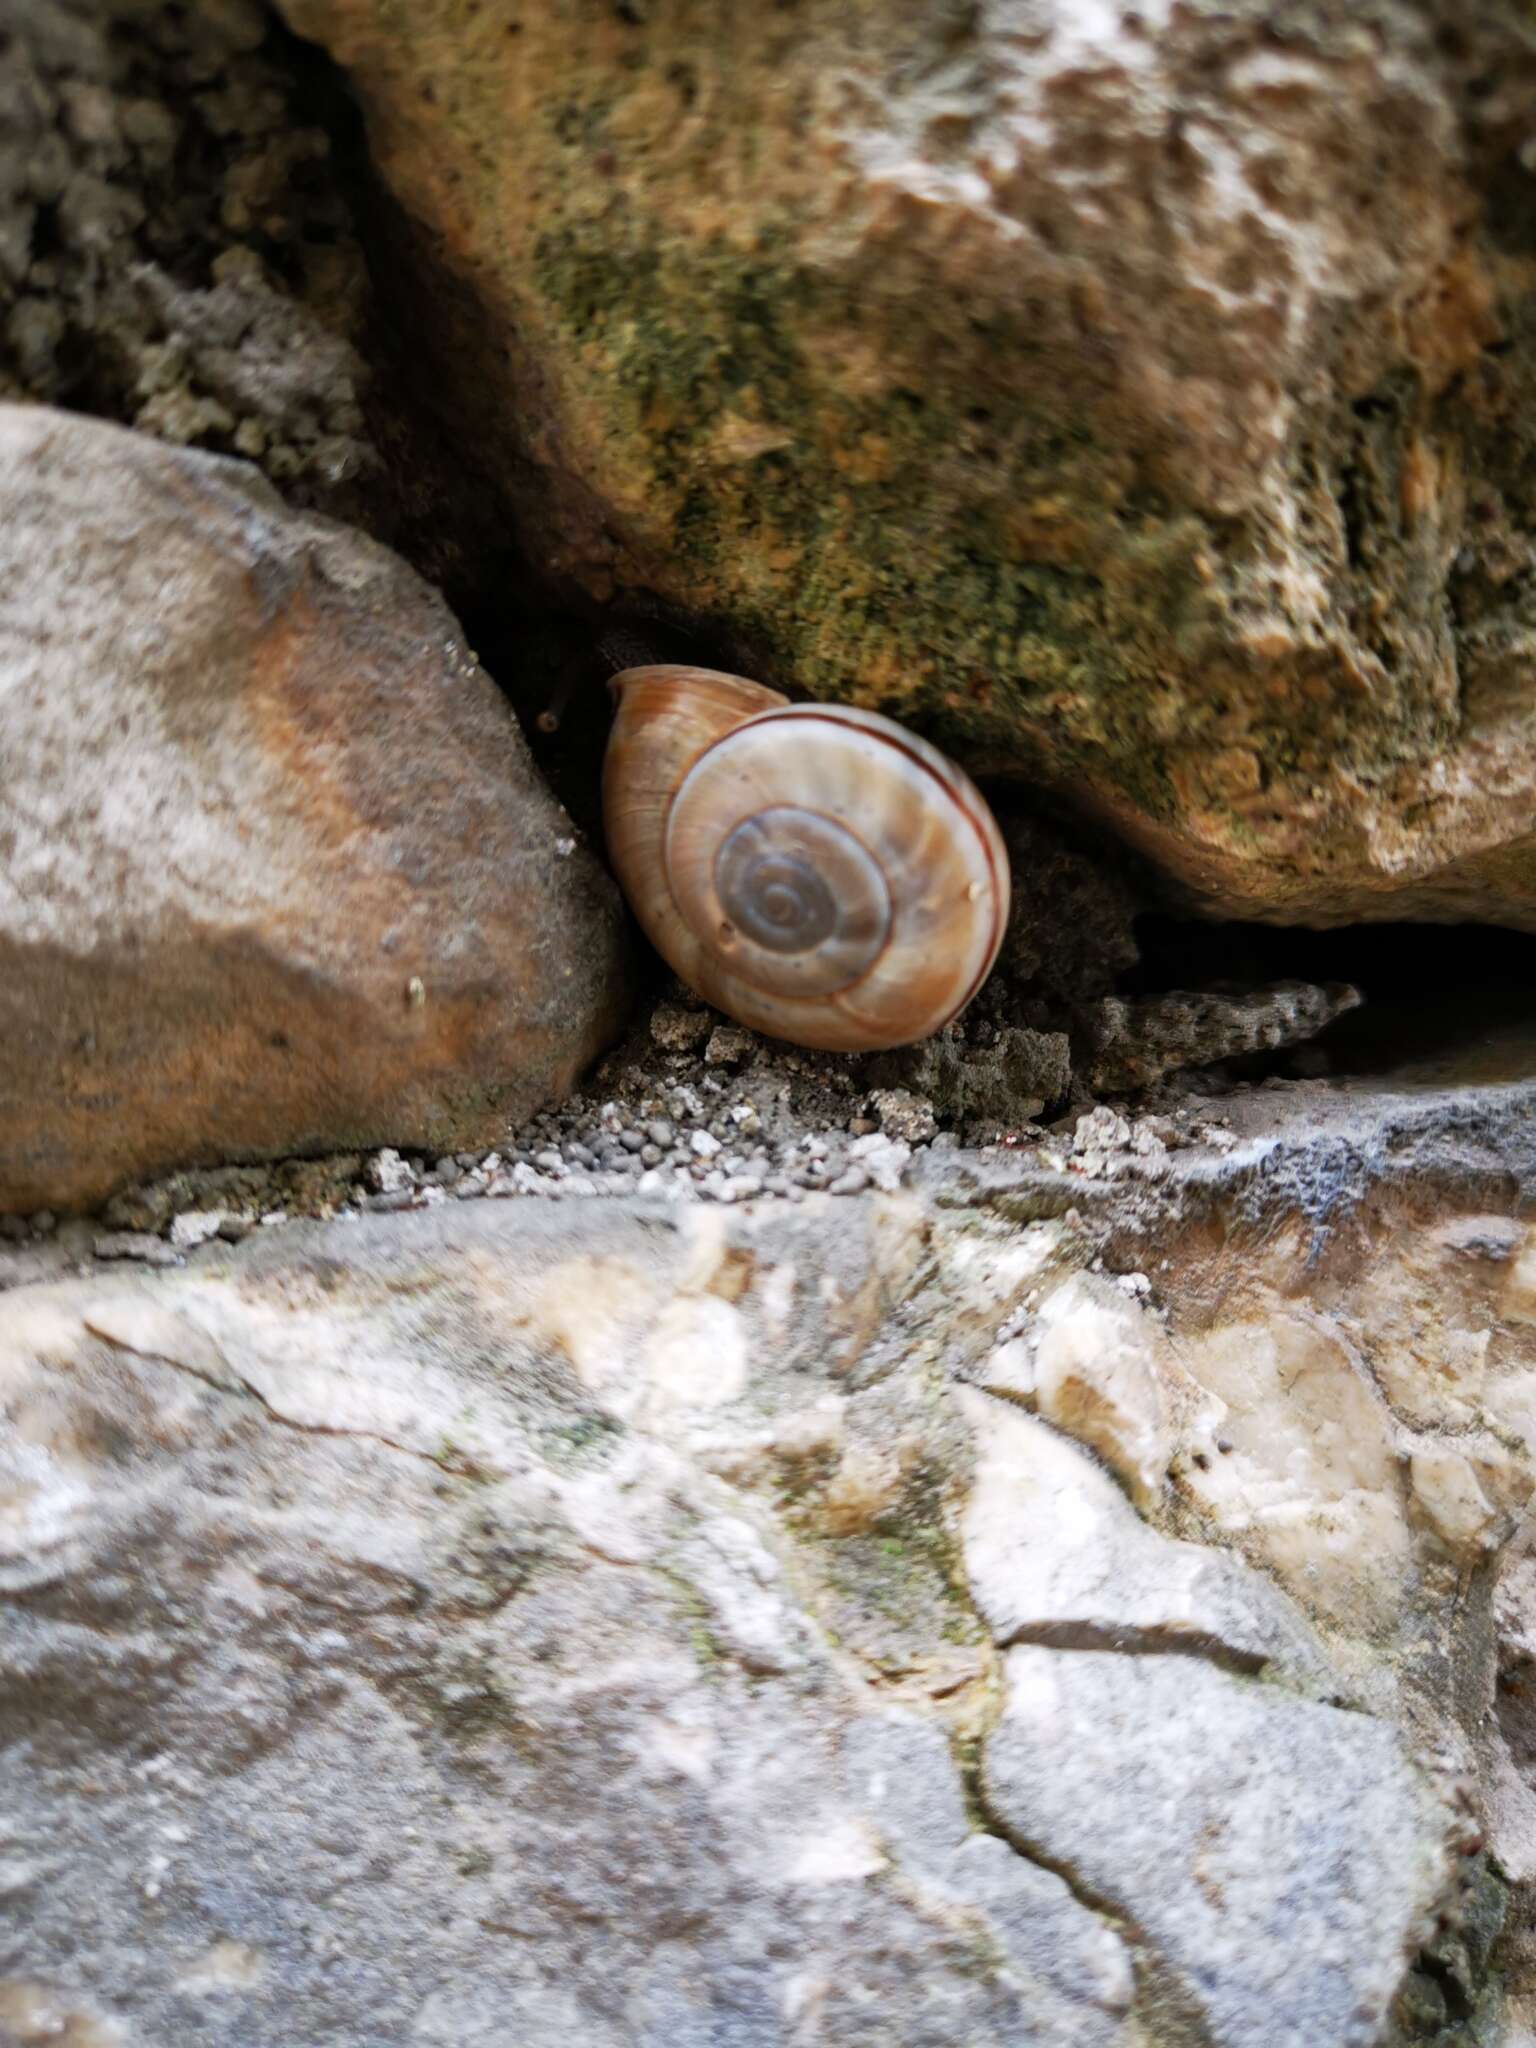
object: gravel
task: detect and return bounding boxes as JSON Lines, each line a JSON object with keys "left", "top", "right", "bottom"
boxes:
{"left": 0, "top": 965, "right": 1361, "bottom": 1278}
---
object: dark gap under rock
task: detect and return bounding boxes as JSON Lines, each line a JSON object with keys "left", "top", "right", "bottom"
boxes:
{"left": 1131, "top": 915, "right": 1536, "bottom": 1088}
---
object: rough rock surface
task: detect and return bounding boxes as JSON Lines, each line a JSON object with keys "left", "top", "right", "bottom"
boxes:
{"left": 1494, "top": 1529, "right": 1536, "bottom": 2044}
{"left": 3, "top": 1073, "right": 1532, "bottom": 2044}
{"left": 986, "top": 1647, "right": 1452, "bottom": 2048}
{"left": 0, "top": 404, "right": 628, "bottom": 1213}
{"left": 279, "top": 0, "right": 1536, "bottom": 929}
{"left": 0, "top": 0, "right": 377, "bottom": 521}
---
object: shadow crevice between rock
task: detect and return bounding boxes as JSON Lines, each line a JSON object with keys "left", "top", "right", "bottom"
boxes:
{"left": 992, "top": 1618, "right": 1267, "bottom": 1681}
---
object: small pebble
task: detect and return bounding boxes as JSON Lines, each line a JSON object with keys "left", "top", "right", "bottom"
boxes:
{"left": 870, "top": 1088, "right": 938, "bottom": 1146}
{"left": 705, "top": 1025, "right": 755, "bottom": 1067}
{"left": 94, "top": 1231, "right": 182, "bottom": 1266}
{"left": 690, "top": 1130, "right": 722, "bottom": 1160}
{"left": 828, "top": 1168, "right": 870, "bottom": 1196}
{"left": 645, "top": 1119, "right": 673, "bottom": 1148}
{"left": 1073, "top": 1106, "right": 1133, "bottom": 1155}
{"left": 168, "top": 1210, "right": 225, "bottom": 1250}
{"left": 651, "top": 1004, "right": 713, "bottom": 1051}
{"left": 367, "top": 1149, "right": 413, "bottom": 1195}
{"left": 29, "top": 1211, "right": 56, "bottom": 1237}
{"left": 619, "top": 1129, "right": 646, "bottom": 1153}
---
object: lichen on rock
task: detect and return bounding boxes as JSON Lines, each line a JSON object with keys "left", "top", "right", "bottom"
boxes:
{"left": 278, "top": 0, "right": 1536, "bottom": 930}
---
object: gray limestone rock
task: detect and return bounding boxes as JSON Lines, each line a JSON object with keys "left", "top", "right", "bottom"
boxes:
{"left": 983, "top": 1647, "right": 1457, "bottom": 2048}
{"left": 0, "top": 1202, "right": 1133, "bottom": 2048}
{"left": 2, "top": 1093, "right": 1529, "bottom": 2044}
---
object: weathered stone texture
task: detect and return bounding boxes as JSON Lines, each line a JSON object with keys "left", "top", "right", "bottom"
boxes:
{"left": 277, "top": 0, "right": 1536, "bottom": 928}
{"left": 0, "top": 0, "right": 377, "bottom": 519}
{"left": 0, "top": 404, "right": 629, "bottom": 1212}
{"left": 5, "top": 1076, "right": 1534, "bottom": 2042}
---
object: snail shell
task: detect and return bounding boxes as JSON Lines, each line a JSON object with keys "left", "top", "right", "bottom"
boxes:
{"left": 602, "top": 665, "right": 1010, "bottom": 1052}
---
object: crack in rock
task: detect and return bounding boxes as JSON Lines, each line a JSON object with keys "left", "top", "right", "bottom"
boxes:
{"left": 81, "top": 1299, "right": 487, "bottom": 1478}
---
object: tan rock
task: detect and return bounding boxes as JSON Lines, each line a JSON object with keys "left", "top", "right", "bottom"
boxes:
{"left": 0, "top": 405, "right": 629, "bottom": 1212}
{"left": 1174, "top": 1307, "right": 1415, "bottom": 1633}
{"left": 1031, "top": 1273, "right": 1172, "bottom": 1504}
{"left": 955, "top": 1389, "right": 1332, "bottom": 1692}
{"left": 278, "top": 0, "right": 1536, "bottom": 927}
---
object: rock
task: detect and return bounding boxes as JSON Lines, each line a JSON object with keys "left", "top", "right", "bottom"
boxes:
{"left": 0, "top": 1202, "right": 1136, "bottom": 2048}
{"left": 843, "top": 1714, "right": 1134, "bottom": 2043}
{"left": 873, "top": 1025, "right": 1072, "bottom": 1135}
{"left": 2, "top": 1070, "right": 1533, "bottom": 2040}
{"left": 649, "top": 1001, "right": 712, "bottom": 1052}
{"left": 0, "top": 405, "right": 629, "bottom": 1212}
{"left": 869, "top": 1088, "right": 937, "bottom": 1146}
{"left": 956, "top": 1390, "right": 1333, "bottom": 1692}
{"left": 277, "top": 0, "right": 1536, "bottom": 929}
{"left": 1081, "top": 981, "right": 1365, "bottom": 1094}
{"left": 845, "top": 1133, "right": 911, "bottom": 1193}
{"left": 0, "top": 0, "right": 378, "bottom": 523}
{"left": 983, "top": 1647, "right": 1456, "bottom": 2048}
{"left": 365, "top": 1148, "right": 414, "bottom": 1197}
{"left": 90, "top": 1230, "right": 182, "bottom": 1267}
{"left": 1030, "top": 1272, "right": 1171, "bottom": 1500}
{"left": 166, "top": 1210, "right": 225, "bottom": 1252}
{"left": 1489, "top": 1535, "right": 1536, "bottom": 2043}
{"left": 1174, "top": 1283, "right": 1529, "bottom": 1638}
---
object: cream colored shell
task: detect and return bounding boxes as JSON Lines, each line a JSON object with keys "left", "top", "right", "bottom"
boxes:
{"left": 602, "top": 666, "right": 1009, "bottom": 1052}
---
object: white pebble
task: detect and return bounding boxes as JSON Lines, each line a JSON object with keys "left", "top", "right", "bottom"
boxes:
{"left": 168, "top": 1210, "right": 225, "bottom": 1250}
{"left": 367, "top": 1148, "right": 413, "bottom": 1195}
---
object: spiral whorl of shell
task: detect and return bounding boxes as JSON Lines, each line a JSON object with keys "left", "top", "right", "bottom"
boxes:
{"left": 602, "top": 666, "right": 1008, "bottom": 1052}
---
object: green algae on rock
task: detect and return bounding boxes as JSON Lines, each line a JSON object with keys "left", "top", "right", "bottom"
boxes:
{"left": 279, "top": 0, "right": 1536, "bottom": 929}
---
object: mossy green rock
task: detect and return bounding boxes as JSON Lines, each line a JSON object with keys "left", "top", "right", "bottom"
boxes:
{"left": 284, "top": 0, "right": 1536, "bottom": 925}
